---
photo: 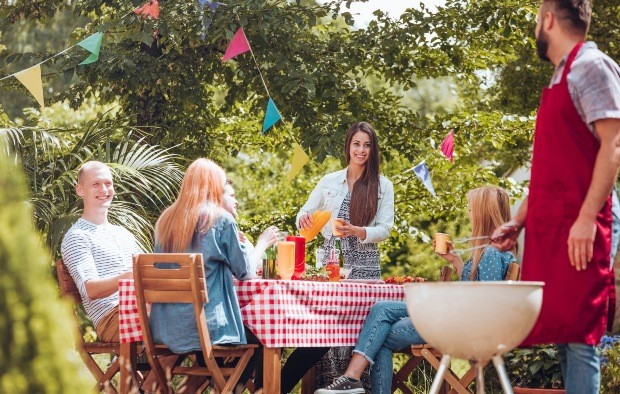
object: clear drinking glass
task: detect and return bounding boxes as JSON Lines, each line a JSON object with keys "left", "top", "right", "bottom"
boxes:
{"left": 315, "top": 247, "right": 327, "bottom": 268}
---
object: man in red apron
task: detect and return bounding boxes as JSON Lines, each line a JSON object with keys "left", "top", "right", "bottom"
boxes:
{"left": 492, "top": 1, "right": 620, "bottom": 393}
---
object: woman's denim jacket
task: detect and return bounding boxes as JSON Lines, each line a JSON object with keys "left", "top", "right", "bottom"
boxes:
{"left": 296, "top": 168, "right": 394, "bottom": 244}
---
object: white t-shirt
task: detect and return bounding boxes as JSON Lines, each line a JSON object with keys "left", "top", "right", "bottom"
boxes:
{"left": 61, "top": 218, "right": 142, "bottom": 327}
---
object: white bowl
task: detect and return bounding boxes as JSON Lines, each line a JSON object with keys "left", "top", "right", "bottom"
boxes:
{"left": 404, "top": 281, "right": 544, "bottom": 361}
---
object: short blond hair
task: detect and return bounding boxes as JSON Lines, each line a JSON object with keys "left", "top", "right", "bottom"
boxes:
{"left": 77, "top": 161, "right": 111, "bottom": 184}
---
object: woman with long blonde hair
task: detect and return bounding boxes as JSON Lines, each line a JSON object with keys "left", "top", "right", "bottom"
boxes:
{"left": 150, "top": 158, "right": 252, "bottom": 354}
{"left": 315, "top": 185, "right": 517, "bottom": 394}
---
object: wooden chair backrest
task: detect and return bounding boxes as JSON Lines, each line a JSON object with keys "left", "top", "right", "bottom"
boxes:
{"left": 438, "top": 261, "right": 520, "bottom": 282}
{"left": 133, "top": 253, "right": 214, "bottom": 359}
{"left": 56, "top": 259, "right": 83, "bottom": 305}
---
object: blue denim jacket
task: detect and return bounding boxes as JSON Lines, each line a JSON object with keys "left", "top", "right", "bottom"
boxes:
{"left": 150, "top": 213, "right": 251, "bottom": 353}
{"left": 296, "top": 167, "right": 395, "bottom": 244}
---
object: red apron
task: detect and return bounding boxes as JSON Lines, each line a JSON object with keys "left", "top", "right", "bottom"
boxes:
{"left": 521, "top": 42, "right": 614, "bottom": 346}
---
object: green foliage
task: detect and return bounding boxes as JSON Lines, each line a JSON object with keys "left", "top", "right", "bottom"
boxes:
{"left": 601, "top": 342, "right": 620, "bottom": 394}
{"left": 0, "top": 112, "right": 183, "bottom": 257}
{"left": 0, "top": 151, "right": 91, "bottom": 393}
{"left": 504, "top": 345, "right": 564, "bottom": 389}
{"left": 4, "top": 0, "right": 614, "bottom": 277}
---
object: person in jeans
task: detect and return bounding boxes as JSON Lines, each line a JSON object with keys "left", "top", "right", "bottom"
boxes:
{"left": 315, "top": 185, "right": 516, "bottom": 394}
{"left": 492, "top": 2, "right": 620, "bottom": 393}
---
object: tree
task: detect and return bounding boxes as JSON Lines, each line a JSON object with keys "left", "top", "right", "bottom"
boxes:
{"left": 0, "top": 150, "right": 91, "bottom": 393}
{"left": 2, "top": 0, "right": 616, "bottom": 276}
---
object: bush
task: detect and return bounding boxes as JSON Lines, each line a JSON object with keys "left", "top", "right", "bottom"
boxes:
{"left": 600, "top": 335, "right": 620, "bottom": 394}
{"left": 504, "top": 345, "right": 564, "bottom": 389}
{"left": 0, "top": 151, "right": 91, "bottom": 393}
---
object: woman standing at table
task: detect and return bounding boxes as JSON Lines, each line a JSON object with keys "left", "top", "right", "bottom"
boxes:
{"left": 295, "top": 121, "right": 395, "bottom": 390}
{"left": 297, "top": 121, "right": 394, "bottom": 278}
{"left": 149, "top": 158, "right": 255, "bottom": 394}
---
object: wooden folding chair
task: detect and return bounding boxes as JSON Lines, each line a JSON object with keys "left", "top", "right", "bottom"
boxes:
{"left": 392, "top": 262, "right": 521, "bottom": 394}
{"left": 56, "top": 259, "right": 124, "bottom": 393}
{"left": 133, "top": 253, "right": 258, "bottom": 394}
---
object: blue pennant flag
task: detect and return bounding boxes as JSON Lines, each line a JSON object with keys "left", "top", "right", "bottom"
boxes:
{"left": 262, "top": 98, "right": 282, "bottom": 134}
{"left": 412, "top": 161, "right": 437, "bottom": 198}
{"left": 198, "top": 0, "right": 220, "bottom": 36}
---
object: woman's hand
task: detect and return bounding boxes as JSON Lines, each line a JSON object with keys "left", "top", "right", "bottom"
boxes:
{"left": 335, "top": 220, "right": 366, "bottom": 240}
{"left": 256, "top": 226, "right": 278, "bottom": 249}
{"left": 299, "top": 213, "right": 313, "bottom": 230}
{"left": 433, "top": 240, "right": 464, "bottom": 276}
{"left": 433, "top": 240, "right": 457, "bottom": 262}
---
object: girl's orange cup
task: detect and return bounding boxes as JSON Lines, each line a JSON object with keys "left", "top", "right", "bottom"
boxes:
{"left": 434, "top": 233, "right": 451, "bottom": 254}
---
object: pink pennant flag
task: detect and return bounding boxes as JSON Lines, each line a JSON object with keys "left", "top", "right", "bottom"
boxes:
{"left": 440, "top": 130, "right": 455, "bottom": 162}
{"left": 134, "top": 0, "right": 159, "bottom": 19}
{"left": 222, "top": 28, "right": 251, "bottom": 62}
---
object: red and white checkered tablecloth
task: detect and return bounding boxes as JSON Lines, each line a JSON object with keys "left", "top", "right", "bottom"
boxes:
{"left": 119, "top": 279, "right": 144, "bottom": 344}
{"left": 119, "top": 279, "right": 405, "bottom": 347}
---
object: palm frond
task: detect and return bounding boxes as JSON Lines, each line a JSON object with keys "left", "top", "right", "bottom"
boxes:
{"left": 108, "top": 200, "right": 155, "bottom": 253}
{"left": 0, "top": 127, "right": 23, "bottom": 155}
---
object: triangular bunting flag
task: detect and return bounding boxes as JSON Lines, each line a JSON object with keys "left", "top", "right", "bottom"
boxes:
{"left": 262, "top": 98, "right": 282, "bottom": 134}
{"left": 78, "top": 32, "right": 103, "bottom": 65}
{"left": 440, "top": 130, "right": 455, "bottom": 162}
{"left": 14, "top": 64, "right": 44, "bottom": 108}
{"left": 134, "top": 0, "right": 160, "bottom": 19}
{"left": 222, "top": 27, "right": 251, "bottom": 62}
{"left": 197, "top": 0, "right": 220, "bottom": 38}
{"left": 413, "top": 161, "right": 437, "bottom": 198}
{"left": 287, "top": 144, "right": 310, "bottom": 181}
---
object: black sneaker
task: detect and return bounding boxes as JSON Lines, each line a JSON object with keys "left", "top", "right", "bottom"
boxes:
{"left": 314, "top": 376, "right": 365, "bottom": 394}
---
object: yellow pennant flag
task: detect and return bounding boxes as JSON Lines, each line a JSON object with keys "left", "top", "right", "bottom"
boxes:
{"left": 286, "top": 143, "right": 310, "bottom": 181}
{"left": 14, "top": 65, "right": 44, "bottom": 108}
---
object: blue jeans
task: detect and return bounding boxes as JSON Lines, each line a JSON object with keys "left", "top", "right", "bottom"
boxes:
{"left": 557, "top": 343, "right": 600, "bottom": 394}
{"left": 352, "top": 301, "right": 425, "bottom": 394}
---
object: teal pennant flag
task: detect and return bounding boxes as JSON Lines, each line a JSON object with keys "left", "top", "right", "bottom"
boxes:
{"left": 78, "top": 32, "right": 103, "bottom": 65}
{"left": 262, "top": 98, "right": 282, "bottom": 134}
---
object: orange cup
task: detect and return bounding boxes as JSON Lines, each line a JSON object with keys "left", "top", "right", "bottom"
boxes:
{"left": 331, "top": 218, "right": 346, "bottom": 237}
{"left": 434, "top": 233, "right": 451, "bottom": 254}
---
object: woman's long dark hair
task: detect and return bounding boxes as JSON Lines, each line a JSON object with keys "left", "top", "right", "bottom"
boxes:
{"left": 345, "top": 122, "right": 381, "bottom": 227}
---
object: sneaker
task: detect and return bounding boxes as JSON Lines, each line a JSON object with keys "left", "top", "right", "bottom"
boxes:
{"left": 314, "top": 376, "right": 365, "bottom": 394}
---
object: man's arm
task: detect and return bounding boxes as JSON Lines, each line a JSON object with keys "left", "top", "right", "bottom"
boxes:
{"left": 491, "top": 198, "right": 528, "bottom": 251}
{"left": 62, "top": 229, "right": 134, "bottom": 300}
{"left": 84, "top": 271, "right": 133, "bottom": 299}
{"left": 569, "top": 118, "right": 620, "bottom": 270}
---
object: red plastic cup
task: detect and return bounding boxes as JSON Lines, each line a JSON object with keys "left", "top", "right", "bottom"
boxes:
{"left": 286, "top": 235, "right": 306, "bottom": 280}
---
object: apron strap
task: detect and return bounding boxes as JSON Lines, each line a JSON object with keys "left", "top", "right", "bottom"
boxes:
{"left": 561, "top": 41, "right": 585, "bottom": 80}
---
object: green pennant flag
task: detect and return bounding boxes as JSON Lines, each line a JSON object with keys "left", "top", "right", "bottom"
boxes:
{"left": 78, "top": 32, "right": 103, "bottom": 65}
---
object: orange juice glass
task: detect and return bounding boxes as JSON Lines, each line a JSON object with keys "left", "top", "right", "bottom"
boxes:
{"left": 325, "top": 261, "right": 340, "bottom": 282}
{"left": 331, "top": 218, "right": 346, "bottom": 237}
{"left": 299, "top": 210, "right": 331, "bottom": 242}
{"left": 277, "top": 241, "right": 296, "bottom": 280}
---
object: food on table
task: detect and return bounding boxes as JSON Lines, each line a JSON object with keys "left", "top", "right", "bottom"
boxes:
{"left": 384, "top": 276, "right": 428, "bottom": 284}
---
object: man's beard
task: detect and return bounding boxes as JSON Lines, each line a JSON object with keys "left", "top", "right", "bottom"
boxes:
{"left": 536, "top": 28, "right": 551, "bottom": 62}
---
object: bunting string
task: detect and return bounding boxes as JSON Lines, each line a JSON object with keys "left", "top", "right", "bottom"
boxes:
{"left": 0, "top": 1, "right": 458, "bottom": 185}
